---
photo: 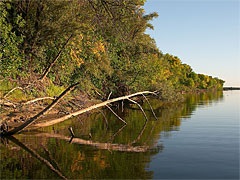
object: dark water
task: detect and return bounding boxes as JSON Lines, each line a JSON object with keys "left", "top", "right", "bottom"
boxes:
{"left": 1, "top": 91, "right": 239, "bottom": 179}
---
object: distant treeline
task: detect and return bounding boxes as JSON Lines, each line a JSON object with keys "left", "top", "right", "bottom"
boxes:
{"left": 0, "top": 0, "right": 224, "bottom": 99}
{"left": 223, "top": 87, "right": 240, "bottom": 91}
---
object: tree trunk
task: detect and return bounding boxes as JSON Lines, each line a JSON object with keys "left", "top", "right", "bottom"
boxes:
{"left": 32, "top": 91, "right": 156, "bottom": 128}
{"left": 40, "top": 34, "right": 73, "bottom": 81}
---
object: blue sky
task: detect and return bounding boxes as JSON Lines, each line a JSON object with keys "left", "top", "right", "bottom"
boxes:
{"left": 144, "top": 0, "right": 240, "bottom": 86}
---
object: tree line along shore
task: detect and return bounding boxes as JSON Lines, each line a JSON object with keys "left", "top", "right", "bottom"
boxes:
{"left": 0, "top": 1, "right": 224, "bottom": 100}
{"left": 0, "top": 1, "right": 225, "bottom": 135}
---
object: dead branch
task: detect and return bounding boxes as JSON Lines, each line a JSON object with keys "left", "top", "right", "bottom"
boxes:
{"left": 0, "top": 97, "right": 55, "bottom": 108}
{"left": 131, "top": 120, "right": 148, "bottom": 145}
{"left": 40, "top": 34, "right": 73, "bottom": 81}
{"left": 3, "top": 87, "right": 24, "bottom": 98}
{"left": 35, "top": 133, "right": 149, "bottom": 152}
{"left": 97, "top": 109, "right": 108, "bottom": 127}
{"left": 107, "top": 91, "right": 112, "bottom": 100}
{"left": 1, "top": 90, "right": 156, "bottom": 136}
{"left": 42, "top": 146, "right": 62, "bottom": 173}
{"left": 0, "top": 99, "right": 16, "bottom": 108}
{"left": 68, "top": 127, "right": 75, "bottom": 137}
{"left": 109, "top": 124, "right": 126, "bottom": 143}
{"left": 127, "top": 98, "right": 148, "bottom": 121}
{"left": 32, "top": 91, "right": 155, "bottom": 128}
{"left": 1, "top": 83, "right": 79, "bottom": 136}
{"left": 67, "top": 100, "right": 82, "bottom": 109}
{"left": 142, "top": 94, "right": 158, "bottom": 120}
{"left": 22, "top": 97, "right": 55, "bottom": 105}
{"left": 121, "top": 100, "right": 124, "bottom": 112}
{"left": 106, "top": 104, "right": 127, "bottom": 124}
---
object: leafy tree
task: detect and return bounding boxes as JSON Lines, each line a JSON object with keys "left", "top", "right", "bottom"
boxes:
{"left": 0, "top": 1, "right": 25, "bottom": 78}
{"left": 0, "top": 0, "right": 224, "bottom": 98}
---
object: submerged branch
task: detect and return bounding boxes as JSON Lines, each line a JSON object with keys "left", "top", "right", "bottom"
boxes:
{"left": 131, "top": 120, "right": 148, "bottom": 145}
{"left": 106, "top": 104, "right": 127, "bottom": 124}
{"left": 127, "top": 98, "right": 148, "bottom": 121}
{"left": 142, "top": 94, "right": 158, "bottom": 120}
{"left": 35, "top": 133, "right": 149, "bottom": 152}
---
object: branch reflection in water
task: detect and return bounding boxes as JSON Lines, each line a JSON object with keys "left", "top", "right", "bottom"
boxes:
{"left": 4, "top": 136, "right": 67, "bottom": 179}
{"left": 0, "top": 91, "right": 224, "bottom": 179}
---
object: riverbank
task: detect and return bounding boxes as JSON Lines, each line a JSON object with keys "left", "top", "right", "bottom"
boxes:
{"left": 0, "top": 78, "right": 96, "bottom": 133}
{"left": 0, "top": 77, "right": 224, "bottom": 135}
{"left": 1, "top": 89, "right": 233, "bottom": 179}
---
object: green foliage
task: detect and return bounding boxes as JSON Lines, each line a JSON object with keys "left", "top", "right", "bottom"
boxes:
{"left": 161, "top": 54, "right": 224, "bottom": 91}
{"left": 0, "top": 1, "right": 25, "bottom": 78}
{"left": 0, "top": 79, "right": 16, "bottom": 92}
{"left": 45, "top": 82, "right": 65, "bottom": 97}
{"left": 0, "top": 0, "right": 224, "bottom": 101}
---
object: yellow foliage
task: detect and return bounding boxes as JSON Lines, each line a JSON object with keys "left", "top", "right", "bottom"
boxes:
{"left": 70, "top": 49, "right": 84, "bottom": 67}
{"left": 71, "top": 34, "right": 83, "bottom": 45}
{"left": 92, "top": 41, "right": 105, "bottom": 55}
{"left": 71, "top": 152, "right": 85, "bottom": 172}
{"left": 93, "top": 152, "right": 109, "bottom": 169}
{"left": 163, "top": 69, "right": 172, "bottom": 78}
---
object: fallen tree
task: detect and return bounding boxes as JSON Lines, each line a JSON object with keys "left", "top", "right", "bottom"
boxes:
{"left": 1, "top": 80, "right": 157, "bottom": 136}
{"left": 35, "top": 133, "right": 149, "bottom": 153}
{"left": 32, "top": 91, "right": 156, "bottom": 128}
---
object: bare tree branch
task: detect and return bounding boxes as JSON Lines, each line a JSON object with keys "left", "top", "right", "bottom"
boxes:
{"left": 106, "top": 104, "right": 127, "bottom": 124}
{"left": 1, "top": 90, "right": 155, "bottom": 136}
{"left": 22, "top": 97, "right": 55, "bottom": 105}
{"left": 3, "top": 87, "right": 24, "bottom": 98}
{"left": 142, "top": 94, "right": 158, "bottom": 120}
{"left": 32, "top": 91, "right": 155, "bottom": 129}
{"left": 127, "top": 98, "right": 148, "bottom": 121}
{"left": 40, "top": 34, "right": 73, "bottom": 81}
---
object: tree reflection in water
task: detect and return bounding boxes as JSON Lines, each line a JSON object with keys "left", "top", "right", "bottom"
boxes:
{"left": 0, "top": 91, "right": 223, "bottom": 179}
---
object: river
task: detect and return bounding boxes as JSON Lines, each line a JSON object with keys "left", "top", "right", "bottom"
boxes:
{"left": 1, "top": 90, "right": 239, "bottom": 179}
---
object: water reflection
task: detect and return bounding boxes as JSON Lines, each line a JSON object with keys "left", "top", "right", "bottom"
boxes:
{"left": 2, "top": 136, "right": 67, "bottom": 179}
{"left": 0, "top": 91, "right": 224, "bottom": 179}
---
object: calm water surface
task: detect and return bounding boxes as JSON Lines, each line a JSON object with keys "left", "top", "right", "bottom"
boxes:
{"left": 148, "top": 90, "right": 239, "bottom": 179}
{"left": 1, "top": 90, "right": 239, "bottom": 179}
